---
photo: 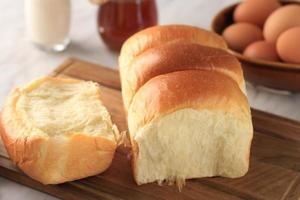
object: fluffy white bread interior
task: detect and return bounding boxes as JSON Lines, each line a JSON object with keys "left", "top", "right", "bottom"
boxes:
{"left": 1, "top": 76, "right": 119, "bottom": 184}
{"left": 132, "top": 109, "right": 252, "bottom": 185}
{"left": 128, "top": 70, "right": 253, "bottom": 185}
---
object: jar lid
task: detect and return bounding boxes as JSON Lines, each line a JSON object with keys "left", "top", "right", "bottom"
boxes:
{"left": 89, "top": 0, "right": 110, "bottom": 5}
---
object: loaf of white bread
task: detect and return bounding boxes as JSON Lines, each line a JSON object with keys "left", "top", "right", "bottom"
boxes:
{"left": 119, "top": 25, "right": 253, "bottom": 186}
{"left": 0, "top": 77, "right": 119, "bottom": 184}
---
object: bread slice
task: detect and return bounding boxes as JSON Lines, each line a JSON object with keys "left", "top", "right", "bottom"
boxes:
{"left": 128, "top": 70, "right": 253, "bottom": 185}
{"left": 0, "top": 76, "right": 119, "bottom": 184}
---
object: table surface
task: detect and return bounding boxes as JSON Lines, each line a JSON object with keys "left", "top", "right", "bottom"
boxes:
{"left": 1, "top": 0, "right": 300, "bottom": 199}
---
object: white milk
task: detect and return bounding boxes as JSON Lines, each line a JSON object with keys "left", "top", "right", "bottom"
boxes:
{"left": 25, "top": 0, "right": 71, "bottom": 52}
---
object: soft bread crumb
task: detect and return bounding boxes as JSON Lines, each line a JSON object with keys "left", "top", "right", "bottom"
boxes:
{"left": 1, "top": 76, "right": 119, "bottom": 184}
{"left": 131, "top": 109, "right": 252, "bottom": 186}
{"left": 117, "top": 130, "right": 131, "bottom": 147}
{"left": 14, "top": 76, "right": 116, "bottom": 139}
{"left": 176, "top": 178, "right": 186, "bottom": 192}
{"left": 156, "top": 177, "right": 186, "bottom": 191}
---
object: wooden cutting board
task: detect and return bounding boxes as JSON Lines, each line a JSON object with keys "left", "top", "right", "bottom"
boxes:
{"left": 1, "top": 58, "right": 300, "bottom": 200}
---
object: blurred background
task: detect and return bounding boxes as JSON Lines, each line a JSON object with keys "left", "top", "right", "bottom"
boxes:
{"left": 0, "top": 0, "right": 299, "bottom": 199}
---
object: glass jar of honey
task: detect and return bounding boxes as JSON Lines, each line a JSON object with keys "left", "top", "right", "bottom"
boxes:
{"left": 97, "top": 0, "right": 158, "bottom": 51}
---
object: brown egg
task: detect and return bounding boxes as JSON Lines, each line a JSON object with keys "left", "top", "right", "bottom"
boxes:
{"left": 243, "top": 40, "right": 279, "bottom": 62}
{"left": 264, "top": 5, "right": 300, "bottom": 43}
{"left": 234, "top": 0, "right": 280, "bottom": 28}
{"left": 222, "top": 23, "right": 263, "bottom": 52}
{"left": 277, "top": 27, "right": 300, "bottom": 64}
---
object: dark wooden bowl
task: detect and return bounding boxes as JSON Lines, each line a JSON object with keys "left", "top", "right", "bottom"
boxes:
{"left": 211, "top": 2, "right": 300, "bottom": 92}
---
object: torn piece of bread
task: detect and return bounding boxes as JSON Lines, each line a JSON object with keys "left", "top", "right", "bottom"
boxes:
{"left": 0, "top": 76, "right": 119, "bottom": 184}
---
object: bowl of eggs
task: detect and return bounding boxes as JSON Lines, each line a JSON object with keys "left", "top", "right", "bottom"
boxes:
{"left": 211, "top": 0, "right": 300, "bottom": 92}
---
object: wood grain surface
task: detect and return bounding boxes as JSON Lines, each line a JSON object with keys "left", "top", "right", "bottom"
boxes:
{"left": 1, "top": 58, "right": 300, "bottom": 200}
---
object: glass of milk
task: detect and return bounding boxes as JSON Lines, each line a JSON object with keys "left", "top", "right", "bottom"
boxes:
{"left": 25, "top": 0, "right": 71, "bottom": 52}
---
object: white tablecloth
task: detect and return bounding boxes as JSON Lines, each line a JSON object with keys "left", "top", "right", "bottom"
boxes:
{"left": 0, "top": 0, "right": 299, "bottom": 199}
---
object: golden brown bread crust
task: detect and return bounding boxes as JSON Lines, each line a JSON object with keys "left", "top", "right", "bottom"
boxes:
{"left": 130, "top": 137, "right": 139, "bottom": 184}
{"left": 119, "top": 25, "right": 252, "bottom": 185}
{"left": 0, "top": 77, "right": 117, "bottom": 184}
{"left": 119, "top": 25, "right": 227, "bottom": 80}
{"left": 122, "top": 43, "right": 245, "bottom": 110}
{"left": 128, "top": 70, "right": 250, "bottom": 134}
{"left": 0, "top": 120, "right": 115, "bottom": 184}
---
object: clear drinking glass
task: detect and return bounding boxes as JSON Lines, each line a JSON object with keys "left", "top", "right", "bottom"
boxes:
{"left": 25, "top": 0, "right": 71, "bottom": 52}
